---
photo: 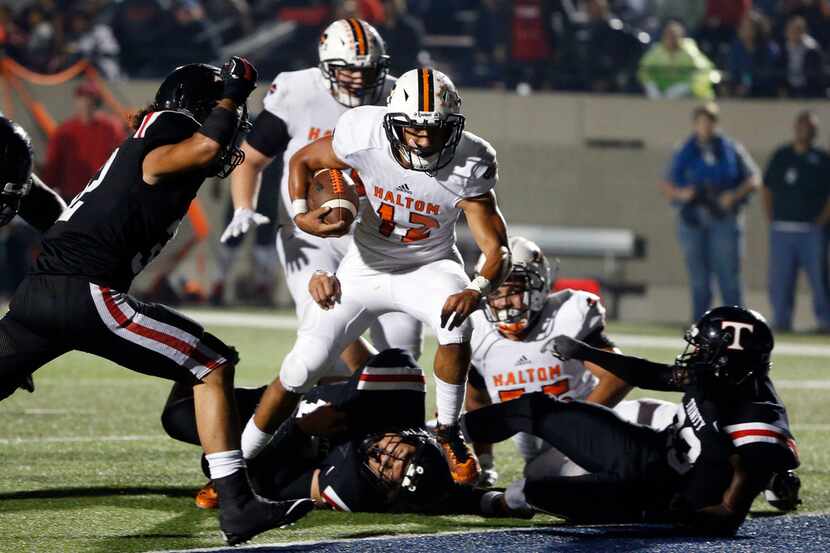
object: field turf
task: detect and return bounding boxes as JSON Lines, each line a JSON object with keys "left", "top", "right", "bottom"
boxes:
{"left": 1, "top": 311, "right": 828, "bottom": 553}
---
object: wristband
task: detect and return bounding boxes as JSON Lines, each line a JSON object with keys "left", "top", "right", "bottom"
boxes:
{"left": 292, "top": 199, "right": 308, "bottom": 216}
{"left": 197, "top": 107, "right": 239, "bottom": 148}
{"left": 466, "top": 275, "right": 491, "bottom": 295}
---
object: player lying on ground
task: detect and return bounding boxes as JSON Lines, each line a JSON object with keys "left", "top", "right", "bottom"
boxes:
{"left": 462, "top": 306, "right": 800, "bottom": 535}
{"left": 458, "top": 236, "right": 676, "bottom": 486}
{"left": 219, "top": 18, "right": 423, "bottom": 369}
{"left": 0, "top": 58, "right": 313, "bottom": 545}
{"left": 240, "top": 67, "right": 512, "bottom": 486}
{"left": 161, "top": 348, "right": 527, "bottom": 517}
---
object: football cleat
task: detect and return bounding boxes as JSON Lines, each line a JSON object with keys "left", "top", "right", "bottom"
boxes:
{"left": 764, "top": 470, "right": 802, "bottom": 512}
{"left": 213, "top": 469, "right": 314, "bottom": 546}
{"left": 195, "top": 480, "right": 218, "bottom": 510}
{"left": 435, "top": 424, "right": 480, "bottom": 486}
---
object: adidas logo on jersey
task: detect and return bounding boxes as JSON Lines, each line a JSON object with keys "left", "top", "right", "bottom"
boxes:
{"left": 395, "top": 183, "right": 413, "bottom": 195}
{"left": 516, "top": 355, "right": 532, "bottom": 365}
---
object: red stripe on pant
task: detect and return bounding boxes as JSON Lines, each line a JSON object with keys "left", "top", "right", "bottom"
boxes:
{"left": 100, "top": 287, "right": 223, "bottom": 371}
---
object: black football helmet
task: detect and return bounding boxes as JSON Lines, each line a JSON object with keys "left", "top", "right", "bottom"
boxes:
{"left": 359, "top": 428, "right": 453, "bottom": 512}
{"left": 0, "top": 116, "right": 34, "bottom": 226}
{"left": 155, "top": 63, "right": 251, "bottom": 178}
{"left": 676, "top": 306, "right": 774, "bottom": 388}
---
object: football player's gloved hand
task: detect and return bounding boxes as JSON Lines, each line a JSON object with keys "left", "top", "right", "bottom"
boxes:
{"left": 440, "top": 289, "right": 482, "bottom": 331}
{"left": 309, "top": 270, "right": 341, "bottom": 310}
{"left": 220, "top": 56, "right": 258, "bottom": 105}
{"left": 552, "top": 335, "right": 587, "bottom": 361}
{"left": 0, "top": 177, "right": 32, "bottom": 227}
{"left": 219, "top": 207, "right": 270, "bottom": 243}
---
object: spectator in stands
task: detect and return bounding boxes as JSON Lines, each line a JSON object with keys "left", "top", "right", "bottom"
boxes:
{"left": 335, "top": 0, "right": 386, "bottom": 25}
{"left": 111, "top": 0, "right": 171, "bottom": 77}
{"left": 505, "top": 0, "right": 556, "bottom": 91}
{"left": 778, "top": 0, "right": 830, "bottom": 49}
{"left": 638, "top": 20, "right": 717, "bottom": 99}
{"left": 727, "top": 10, "right": 781, "bottom": 97}
{"left": 564, "top": 0, "right": 649, "bottom": 92}
{"left": 780, "top": 15, "right": 825, "bottom": 97}
{"left": 763, "top": 111, "right": 830, "bottom": 331}
{"left": 63, "top": 7, "right": 122, "bottom": 79}
{"left": 20, "top": 3, "right": 56, "bottom": 72}
{"left": 377, "top": 0, "right": 424, "bottom": 77}
{"left": 660, "top": 103, "right": 760, "bottom": 321}
{"left": 41, "top": 81, "right": 126, "bottom": 202}
{"left": 696, "top": 0, "right": 751, "bottom": 63}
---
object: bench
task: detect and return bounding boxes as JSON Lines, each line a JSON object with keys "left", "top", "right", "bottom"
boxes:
{"left": 455, "top": 224, "right": 647, "bottom": 320}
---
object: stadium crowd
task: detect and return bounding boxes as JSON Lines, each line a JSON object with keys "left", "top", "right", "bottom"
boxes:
{"left": 1, "top": 1, "right": 830, "bottom": 97}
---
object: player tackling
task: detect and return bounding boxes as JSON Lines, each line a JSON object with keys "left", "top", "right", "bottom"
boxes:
{"left": 240, "top": 68, "right": 512, "bottom": 485}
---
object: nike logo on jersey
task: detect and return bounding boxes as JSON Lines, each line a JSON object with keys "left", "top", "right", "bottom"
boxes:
{"left": 395, "top": 183, "right": 413, "bottom": 195}
{"left": 515, "top": 355, "right": 532, "bottom": 365}
{"left": 373, "top": 186, "right": 440, "bottom": 215}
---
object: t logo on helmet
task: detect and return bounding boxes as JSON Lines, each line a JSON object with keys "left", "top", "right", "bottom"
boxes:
{"left": 721, "top": 321, "right": 754, "bottom": 350}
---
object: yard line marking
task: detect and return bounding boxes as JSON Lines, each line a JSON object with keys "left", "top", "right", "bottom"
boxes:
{"left": 180, "top": 310, "right": 830, "bottom": 358}
{"left": 775, "top": 380, "right": 830, "bottom": 390}
{"left": 0, "top": 434, "right": 165, "bottom": 445}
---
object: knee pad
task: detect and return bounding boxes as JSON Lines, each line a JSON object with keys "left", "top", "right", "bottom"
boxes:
{"left": 279, "top": 342, "right": 334, "bottom": 394}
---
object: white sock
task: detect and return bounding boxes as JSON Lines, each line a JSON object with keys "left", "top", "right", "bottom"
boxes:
{"left": 205, "top": 449, "right": 245, "bottom": 480}
{"left": 435, "top": 375, "right": 465, "bottom": 427}
{"left": 241, "top": 416, "right": 274, "bottom": 460}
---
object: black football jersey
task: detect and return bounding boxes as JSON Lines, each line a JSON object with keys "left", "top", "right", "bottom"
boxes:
{"left": 666, "top": 376, "right": 798, "bottom": 509}
{"left": 33, "top": 110, "right": 208, "bottom": 291}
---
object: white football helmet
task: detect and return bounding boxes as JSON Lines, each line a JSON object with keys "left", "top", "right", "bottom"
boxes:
{"left": 478, "top": 236, "right": 553, "bottom": 337}
{"left": 318, "top": 18, "right": 389, "bottom": 107}
{"left": 383, "top": 68, "right": 465, "bottom": 174}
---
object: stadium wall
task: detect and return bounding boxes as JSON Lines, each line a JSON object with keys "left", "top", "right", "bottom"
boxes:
{"left": 18, "top": 82, "right": 829, "bottom": 325}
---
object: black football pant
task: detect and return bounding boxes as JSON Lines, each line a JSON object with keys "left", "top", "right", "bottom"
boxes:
{"left": 462, "top": 393, "right": 676, "bottom": 523}
{"left": 0, "top": 275, "right": 237, "bottom": 401}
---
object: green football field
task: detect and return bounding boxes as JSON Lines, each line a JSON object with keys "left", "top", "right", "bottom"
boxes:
{"left": 1, "top": 311, "right": 828, "bottom": 553}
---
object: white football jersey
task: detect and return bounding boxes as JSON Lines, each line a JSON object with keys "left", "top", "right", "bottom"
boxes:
{"left": 332, "top": 105, "right": 498, "bottom": 271}
{"left": 261, "top": 68, "right": 395, "bottom": 226}
{"left": 470, "top": 289, "right": 608, "bottom": 406}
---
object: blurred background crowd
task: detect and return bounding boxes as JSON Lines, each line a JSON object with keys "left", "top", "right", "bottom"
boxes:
{"left": 3, "top": 0, "right": 830, "bottom": 98}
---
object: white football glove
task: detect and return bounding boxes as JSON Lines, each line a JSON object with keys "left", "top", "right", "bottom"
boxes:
{"left": 220, "top": 207, "right": 270, "bottom": 243}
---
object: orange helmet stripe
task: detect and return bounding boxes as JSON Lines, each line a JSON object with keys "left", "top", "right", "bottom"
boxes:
{"left": 347, "top": 18, "right": 367, "bottom": 56}
{"left": 418, "top": 68, "right": 434, "bottom": 112}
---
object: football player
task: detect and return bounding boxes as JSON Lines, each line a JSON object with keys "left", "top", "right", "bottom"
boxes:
{"left": 219, "top": 18, "right": 423, "bottom": 366}
{"left": 0, "top": 58, "right": 313, "bottom": 544}
{"left": 161, "top": 349, "right": 525, "bottom": 517}
{"left": 463, "top": 306, "right": 800, "bottom": 535}
{"left": 464, "top": 236, "right": 676, "bottom": 486}
{"left": 240, "top": 67, "right": 512, "bottom": 486}
{"left": 0, "top": 117, "right": 66, "bottom": 232}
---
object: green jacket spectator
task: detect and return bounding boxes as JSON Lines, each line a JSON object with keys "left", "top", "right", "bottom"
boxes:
{"left": 639, "top": 21, "right": 718, "bottom": 99}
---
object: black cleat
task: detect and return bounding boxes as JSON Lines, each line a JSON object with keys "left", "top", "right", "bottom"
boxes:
{"left": 764, "top": 470, "right": 802, "bottom": 512}
{"left": 213, "top": 470, "right": 314, "bottom": 546}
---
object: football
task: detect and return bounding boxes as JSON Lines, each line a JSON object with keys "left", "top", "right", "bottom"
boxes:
{"left": 307, "top": 168, "right": 360, "bottom": 233}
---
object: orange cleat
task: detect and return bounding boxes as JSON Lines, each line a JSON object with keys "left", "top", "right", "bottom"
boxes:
{"left": 435, "top": 424, "right": 481, "bottom": 486}
{"left": 195, "top": 480, "right": 219, "bottom": 510}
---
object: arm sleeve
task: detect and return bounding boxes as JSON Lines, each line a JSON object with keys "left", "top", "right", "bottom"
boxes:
{"left": 568, "top": 342, "right": 682, "bottom": 392}
{"left": 452, "top": 136, "right": 498, "bottom": 205}
{"left": 245, "top": 110, "right": 290, "bottom": 158}
{"left": 18, "top": 174, "right": 67, "bottom": 232}
{"left": 331, "top": 107, "right": 381, "bottom": 167}
{"left": 552, "top": 291, "right": 608, "bottom": 343}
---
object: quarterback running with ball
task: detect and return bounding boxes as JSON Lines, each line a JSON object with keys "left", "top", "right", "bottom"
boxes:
{"left": 219, "top": 18, "right": 423, "bottom": 368}
{"left": 240, "top": 68, "right": 512, "bottom": 485}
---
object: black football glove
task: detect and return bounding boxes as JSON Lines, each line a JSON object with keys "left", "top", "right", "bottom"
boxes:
{"left": 220, "top": 56, "right": 258, "bottom": 105}
{"left": 552, "top": 335, "right": 587, "bottom": 361}
{"left": 0, "top": 178, "right": 32, "bottom": 226}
